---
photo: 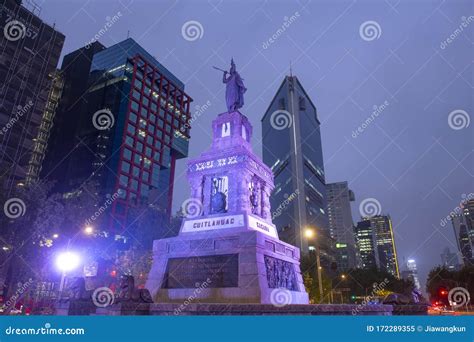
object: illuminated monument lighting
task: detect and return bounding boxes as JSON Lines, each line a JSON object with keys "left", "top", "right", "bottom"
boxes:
{"left": 146, "top": 60, "right": 309, "bottom": 304}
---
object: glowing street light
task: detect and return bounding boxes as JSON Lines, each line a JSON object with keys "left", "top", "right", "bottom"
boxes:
{"left": 56, "top": 251, "right": 81, "bottom": 272}
{"left": 303, "top": 226, "right": 323, "bottom": 302}
{"left": 84, "top": 226, "right": 94, "bottom": 235}
{"left": 341, "top": 274, "right": 346, "bottom": 280}
{"left": 52, "top": 233, "right": 59, "bottom": 239}
{"left": 304, "top": 228, "right": 315, "bottom": 239}
{"left": 56, "top": 251, "right": 81, "bottom": 300}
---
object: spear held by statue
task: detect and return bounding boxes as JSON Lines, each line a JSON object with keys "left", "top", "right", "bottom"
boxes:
{"left": 212, "top": 66, "right": 227, "bottom": 73}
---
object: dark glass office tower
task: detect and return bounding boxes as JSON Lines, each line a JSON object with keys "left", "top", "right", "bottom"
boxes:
{"left": 262, "top": 75, "right": 335, "bottom": 268}
{"left": 45, "top": 38, "right": 192, "bottom": 232}
{"left": 0, "top": 0, "right": 64, "bottom": 192}
{"left": 41, "top": 41, "right": 106, "bottom": 191}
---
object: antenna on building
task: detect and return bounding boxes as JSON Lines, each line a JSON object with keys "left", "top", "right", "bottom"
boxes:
{"left": 127, "top": 30, "right": 130, "bottom": 39}
{"left": 289, "top": 60, "right": 293, "bottom": 77}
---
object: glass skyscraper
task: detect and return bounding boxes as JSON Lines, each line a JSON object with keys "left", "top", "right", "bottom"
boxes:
{"left": 45, "top": 38, "right": 192, "bottom": 233}
{"left": 355, "top": 215, "right": 400, "bottom": 277}
{"left": 262, "top": 75, "right": 335, "bottom": 268}
{"left": 354, "top": 219, "right": 377, "bottom": 269}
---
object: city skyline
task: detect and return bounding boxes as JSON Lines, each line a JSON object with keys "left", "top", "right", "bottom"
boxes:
{"left": 19, "top": 0, "right": 474, "bottom": 290}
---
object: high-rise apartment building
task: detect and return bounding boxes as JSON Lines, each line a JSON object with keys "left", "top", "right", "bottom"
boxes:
{"left": 326, "top": 181, "right": 357, "bottom": 270}
{"left": 261, "top": 75, "right": 335, "bottom": 269}
{"left": 0, "top": 0, "right": 64, "bottom": 192}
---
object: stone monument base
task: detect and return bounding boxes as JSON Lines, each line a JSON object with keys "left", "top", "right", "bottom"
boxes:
{"left": 98, "top": 303, "right": 401, "bottom": 316}
{"left": 146, "top": 222, "right": 309, "bottom": 305}
{"left": 54, "top": 300, "right": 98, "bottom": 316}
{"left": 57, "top": 302, "right": 429, "bottom": 316}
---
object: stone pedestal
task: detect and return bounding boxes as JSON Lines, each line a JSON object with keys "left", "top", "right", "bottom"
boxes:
{"left": 146, "top": 110, "right": 309, "bottom": 304}
{"left": 147, "top": 220, "right": 308, "bottom": 304}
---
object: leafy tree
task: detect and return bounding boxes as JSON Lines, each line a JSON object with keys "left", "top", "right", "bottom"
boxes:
{"left": 343, "top": 268, "right": 413, "bottom": 299}
{"left": 301, "top": 265, "right": 414, "bottom": 304}
{"left": 300, "top": 254, "right": 334, "bottom": 303}
{"left": 0, "top": 180, "right": 64, "bottom": 310}
{"left": 426, "top": 265, "right": 473, "bottom": 305}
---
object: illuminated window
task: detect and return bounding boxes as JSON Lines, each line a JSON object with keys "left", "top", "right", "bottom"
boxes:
{"left": 121, "top": 162, "right": 130, "bottom": 173}
{"left": 119, "top": 175, "right": 128, "bottom": 186}
{"left": 123, "top": 149, "right": 132, "bottom": 161}
{"left": 132, "top": 166, "right": 140, "bottom": 178}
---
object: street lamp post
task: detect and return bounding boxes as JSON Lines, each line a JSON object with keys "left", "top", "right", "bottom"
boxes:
{"left": 315, "top": 246, "right": 323, "bottom": 302}
{"left": 56, "top": 251, "right": 81, "bottom": 300}
{"left": 340, "top": 274, "right": 346, "bottom": 304}
{"left": 304, "top": 228, "right": 324, "bottom": 302}
{"left": 48, "top": 225, "right": 94, "bottom": 304}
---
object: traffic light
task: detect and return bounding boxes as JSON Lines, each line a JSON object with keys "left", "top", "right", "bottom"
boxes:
{"left": 351, "top": 295, "right": 356, "bottom": 301}
{"left": 438, "top": 287, "right": 448, "bottom": 297}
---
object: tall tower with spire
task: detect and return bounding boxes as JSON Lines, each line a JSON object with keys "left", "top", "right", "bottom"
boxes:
{"left": 261, "top": 75, "right": 336, "bottom": 269}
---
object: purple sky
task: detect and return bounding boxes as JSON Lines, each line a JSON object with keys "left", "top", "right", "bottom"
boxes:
{"left": 37, "top": 0, "right": 473, "bottom": 290}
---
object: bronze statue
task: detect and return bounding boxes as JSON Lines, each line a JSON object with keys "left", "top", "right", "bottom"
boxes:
{"left": 214, "top": 59, "right": 247, "bottom": 112}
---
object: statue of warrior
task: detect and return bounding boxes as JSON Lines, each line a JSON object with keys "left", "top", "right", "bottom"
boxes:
{"left": 222, "top": 59, "right": 247, "bottom": 112}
